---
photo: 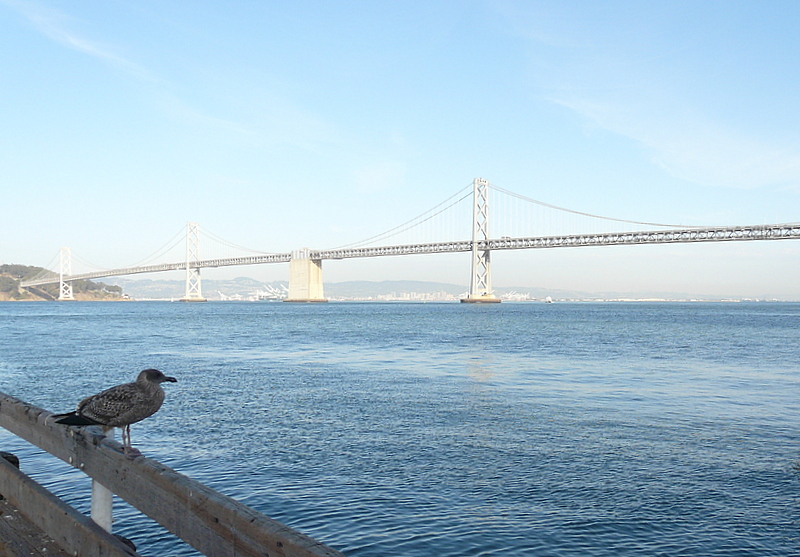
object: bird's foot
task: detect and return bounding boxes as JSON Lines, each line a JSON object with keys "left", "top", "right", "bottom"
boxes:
{"left": 123, "top": 446, "right": 143, "bottom": 459}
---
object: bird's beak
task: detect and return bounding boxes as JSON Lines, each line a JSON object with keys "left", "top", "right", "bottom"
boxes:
{"left": 165, "top": 376, "right": 177, "bottom": 383}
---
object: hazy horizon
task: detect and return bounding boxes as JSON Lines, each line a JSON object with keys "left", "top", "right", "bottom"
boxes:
{"left": 107, "top": 273, "right": 800, "bottom": 302}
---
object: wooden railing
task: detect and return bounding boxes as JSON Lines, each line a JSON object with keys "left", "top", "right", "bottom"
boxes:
{"left": 0, "top": 391, "right": 345, "bottom": 557}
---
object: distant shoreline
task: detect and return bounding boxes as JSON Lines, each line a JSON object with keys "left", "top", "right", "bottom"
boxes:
{"left": 3, "top": 298, "right": 796, "bottom": 303}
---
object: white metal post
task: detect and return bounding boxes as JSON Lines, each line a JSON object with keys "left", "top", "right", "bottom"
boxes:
{"left": 90, "top": 429, "right": 113, "bottom": 532}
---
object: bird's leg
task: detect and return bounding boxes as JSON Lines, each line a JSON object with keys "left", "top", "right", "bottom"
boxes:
{"left": 123, "top": 425, "right": 142, "bottom": 458}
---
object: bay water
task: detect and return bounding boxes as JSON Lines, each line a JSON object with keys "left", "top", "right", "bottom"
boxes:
{"left": 0, "top": 301, "right": 798, "bottom": 556}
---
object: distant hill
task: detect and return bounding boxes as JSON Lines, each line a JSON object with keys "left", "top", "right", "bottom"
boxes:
{"left": 108, "top": 276, "right": 642, "bottom": 301}
{"left": 110, "top": 277, "right": 467, "bottom": 300}
{"left": 111, "top": 276, "right": 287, "bottom": 300}
{"left": 0, "top": 264, "right": 127, "bottom": 301}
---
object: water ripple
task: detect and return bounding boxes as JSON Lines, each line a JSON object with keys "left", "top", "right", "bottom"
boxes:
{"left": 1, "top": 302, "right": 799, "bottom": 556}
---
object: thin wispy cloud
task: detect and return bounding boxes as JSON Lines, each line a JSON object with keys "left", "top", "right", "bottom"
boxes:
{"left": 23, "top": 1, "right": 356, "bottom": 152}
{"left": 501, "top": 2, "right": 800, "bottom": 191}
{"left": 553, "top": 95, "right": 800, "bottom": 191}
{"left": 2, "top": 1, "right": 410, "bottom": 172}
{"left": 3, "top": 0, "right": 157, "bottom": 82}
{"left": 2, "top": 0, "right": 271, "bottom": 140}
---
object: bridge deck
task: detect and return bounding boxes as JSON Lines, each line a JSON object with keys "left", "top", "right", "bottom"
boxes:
{"left": 19, "top": 222, "right": 800, "bottom": 288}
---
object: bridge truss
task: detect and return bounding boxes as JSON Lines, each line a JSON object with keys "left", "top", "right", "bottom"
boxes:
{"left": 22, "top": 222, "right": 800, "bottom": 298}
{"left": 312, "top": 223, "right": 800, "bottom": 258}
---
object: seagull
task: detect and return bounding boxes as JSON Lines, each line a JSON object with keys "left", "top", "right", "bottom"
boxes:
{"left": 52, "top": 368, "right": 177, "bottom": 457}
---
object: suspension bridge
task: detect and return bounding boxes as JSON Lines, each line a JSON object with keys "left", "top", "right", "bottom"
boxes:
{"left": 20, "top": 178, "right": 800, "bottom": 302}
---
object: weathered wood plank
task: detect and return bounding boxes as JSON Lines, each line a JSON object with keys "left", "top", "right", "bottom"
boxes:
{"left": 0, "top": 497, "right": 72, "bottom": 557}
{"left": 0, "top": 392, "right": 345, "bottom": 557}
{"left": 0, "top": 455, "right": 139, "bottom": 557}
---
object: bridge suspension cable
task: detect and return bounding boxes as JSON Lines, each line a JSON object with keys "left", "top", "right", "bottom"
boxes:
{"left": 26, "top": 252, "right": 60, "bottom": 282}
{"left": 332, "top": 182, "right": 474, "bottom": 249}
{"left": 123, "top": 225, "right": 186, "bottom": 268}
{"left": 490, "top": 184, "right": 688, "bottom": 229}
{"left": 71, "top": 251, "right": 111, "bottom": 272}
{"left": 331, "top": 181, "right": 693, "bottom": 253}
{"left": 198, "top": 225, "right": 279, "bottom": 256}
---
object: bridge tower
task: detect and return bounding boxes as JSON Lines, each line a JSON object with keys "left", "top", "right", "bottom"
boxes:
{"left": 461, "top": 178, "right": 500, "bottom": 303}
{"left": 180, "top": 222, "right": 206, "bottom": 302}
{"left": 58, "top": 247, "right": 75, "bottom": 301}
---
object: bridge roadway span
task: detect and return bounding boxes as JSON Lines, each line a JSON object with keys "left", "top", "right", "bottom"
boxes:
{"left": 20, "top": 222, "right": 800, "bottom": 287}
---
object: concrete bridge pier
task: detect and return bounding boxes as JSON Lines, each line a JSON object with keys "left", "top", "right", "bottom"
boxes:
{"left": 285, "top": 249, "right": 328, "bottom": 302}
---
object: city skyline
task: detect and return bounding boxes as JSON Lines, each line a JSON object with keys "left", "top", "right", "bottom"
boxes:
{"left": 2, "top": 1, "right": 799, "bottom": 299}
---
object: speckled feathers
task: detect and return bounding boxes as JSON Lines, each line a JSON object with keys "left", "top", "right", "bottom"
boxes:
{"left": 56, "top": 368, "right": 177, "bottom": 428}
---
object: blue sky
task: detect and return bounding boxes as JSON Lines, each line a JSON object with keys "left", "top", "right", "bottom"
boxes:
{"left": 2, "top": 1, "right": 799, "bottom": 298}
